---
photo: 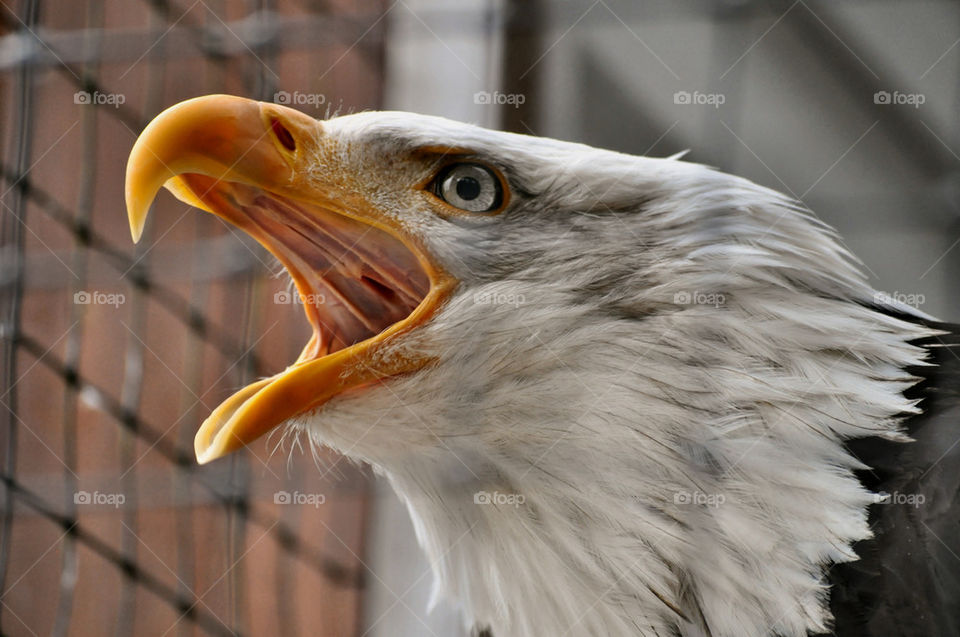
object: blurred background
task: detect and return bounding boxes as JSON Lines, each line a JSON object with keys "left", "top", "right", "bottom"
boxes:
{"left": 0, "top": 1, "right": 957, "bottom": 635}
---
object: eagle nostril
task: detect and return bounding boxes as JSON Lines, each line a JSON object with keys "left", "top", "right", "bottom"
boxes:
{"left": 271, "top": 118, "right": 296, "bottom": 152}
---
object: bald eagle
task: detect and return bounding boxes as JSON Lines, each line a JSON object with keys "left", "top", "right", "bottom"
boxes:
{"left": 126, "top": 95, "right": 960, "bottom": 637}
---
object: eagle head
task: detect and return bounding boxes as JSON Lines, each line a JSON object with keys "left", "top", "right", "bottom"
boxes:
{"left": 126, "top": 95, "right": 935, "bottom": 637}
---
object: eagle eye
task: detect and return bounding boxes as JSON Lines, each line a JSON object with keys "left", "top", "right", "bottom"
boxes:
{"left": 431, "top": 162, "right": 503, "bottom": 212}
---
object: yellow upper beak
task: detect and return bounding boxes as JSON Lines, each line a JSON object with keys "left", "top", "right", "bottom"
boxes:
{"left": 126, "top": 95, "right": 450, "bottom": 464}
{"left": 126, "top": 94, "right": 321, "bottom": 241}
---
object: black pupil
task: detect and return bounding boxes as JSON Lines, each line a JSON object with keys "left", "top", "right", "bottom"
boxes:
{"left": 455, "top": 176, "right": 481, "bottom": 200}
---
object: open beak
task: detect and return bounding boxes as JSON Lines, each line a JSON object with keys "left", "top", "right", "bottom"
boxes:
{"left": 125, "top": 94, "right": 452, "bottom": 464}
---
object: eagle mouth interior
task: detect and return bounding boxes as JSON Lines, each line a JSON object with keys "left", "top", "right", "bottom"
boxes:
{"left": 176, "top": 173, "right": 432, "bottom": 365}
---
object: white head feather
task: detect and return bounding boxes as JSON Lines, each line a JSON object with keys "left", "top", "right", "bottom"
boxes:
{"left": 288, "top": 112, "right": 935, "bottom": 637}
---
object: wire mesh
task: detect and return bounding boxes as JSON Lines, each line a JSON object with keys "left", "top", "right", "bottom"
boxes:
{"left": 0, "top": 1, "right": 387, "bottom": 635}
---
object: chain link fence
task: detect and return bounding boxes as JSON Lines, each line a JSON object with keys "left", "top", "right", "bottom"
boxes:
{"left": 0, "top": 1, "right": 389, "bottom": 635}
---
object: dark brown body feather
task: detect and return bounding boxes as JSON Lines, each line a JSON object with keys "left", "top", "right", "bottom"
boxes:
{"left": 828, "top": 312, "right": 960, "bottom": 637}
